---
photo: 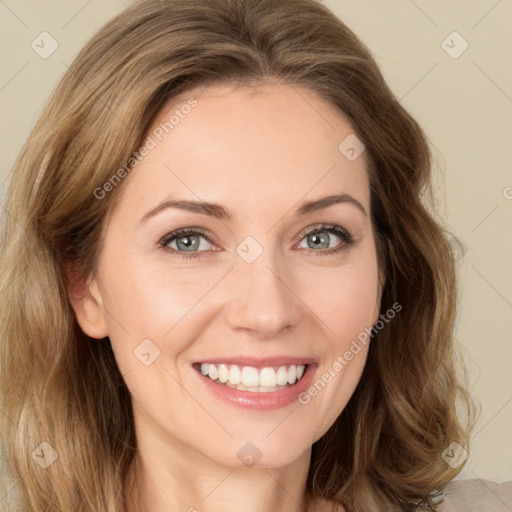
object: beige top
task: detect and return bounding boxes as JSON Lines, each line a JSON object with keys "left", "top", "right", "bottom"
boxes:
{"left": 438, "top": 478, "right": 512, "bottom": 512}
{"left": 313, "top": 479, "right": 512, "bottom": 511}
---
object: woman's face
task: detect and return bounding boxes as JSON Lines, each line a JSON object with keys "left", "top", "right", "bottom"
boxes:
{"left": 74, "top": 82, "right": 384, "bottom": 469}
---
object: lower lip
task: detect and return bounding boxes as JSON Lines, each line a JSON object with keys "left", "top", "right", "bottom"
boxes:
{"left": 194, "top": 364, "right": 317, "bottom": 411}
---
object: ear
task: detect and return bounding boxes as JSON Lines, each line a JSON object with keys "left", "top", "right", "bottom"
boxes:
{"left": 65, "top": 261, "right": 109, "bottom": 339}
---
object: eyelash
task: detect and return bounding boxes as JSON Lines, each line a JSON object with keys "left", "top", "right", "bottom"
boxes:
{"left": 158, "top": 224, "right": 355, "bottom": 260}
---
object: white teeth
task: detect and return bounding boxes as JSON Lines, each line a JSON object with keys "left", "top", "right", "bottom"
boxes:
{"left": 287, "top": 365, "right": 297, "bottom": 384}
{"left": 198, "top": 363, "right": 307, "bottom": 390}
{"left": 259, "top": 367, "right": 277, "bottom": 387}
{"left": 208, "top": 364, "right": 218, "bottom": 381}
{"left": 228, "top": 365, "right": 242, "bottom": 385}
{"left": 241, "top": 366, "right": 259, "bottom": 387}
{"left": 276, "top": 366, "right": 288, "bottom": 386}
{"left": 218, "top": 364, "right": 229, "bottom": 383}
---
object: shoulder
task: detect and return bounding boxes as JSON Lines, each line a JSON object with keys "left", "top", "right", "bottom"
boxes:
{"left": 438, "top": 478, "right": 512, "bottom": 512}
{"left": 308, "top": 480, "right": 512, "bottom": 512}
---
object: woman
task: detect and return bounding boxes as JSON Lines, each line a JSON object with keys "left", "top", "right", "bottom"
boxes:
{"left": 0, "top": 0, "right": 475, "bottom": 510}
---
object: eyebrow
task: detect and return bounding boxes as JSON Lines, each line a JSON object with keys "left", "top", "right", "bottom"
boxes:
{"left": 139, "top": 193, "right": 368, "bottom": 224}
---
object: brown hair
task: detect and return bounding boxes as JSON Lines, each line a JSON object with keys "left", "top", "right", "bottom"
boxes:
{"left": 0, "top": 0, "right": 476, "bottom": 510}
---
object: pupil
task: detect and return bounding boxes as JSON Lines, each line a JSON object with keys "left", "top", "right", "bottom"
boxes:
{"left": 178, "top": 235, "right": 198, "bottom": 251}
{"left": 309, "top": 233, "right": 329, "bottom": 249}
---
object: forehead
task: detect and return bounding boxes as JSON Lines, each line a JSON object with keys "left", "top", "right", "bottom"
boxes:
{"left": 114, "top": 82, "right": 370, "bottom": 222}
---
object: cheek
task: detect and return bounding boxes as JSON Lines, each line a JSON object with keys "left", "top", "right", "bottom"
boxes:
{"left": 102, "top": 242, "right": 380, "bottom": 370}
{"left": 295, "top": 256, "right": 380, "bottom": 340}
{"left": 98, "top": 255, "right": 229, "bottom": 378}
{"left": 291, "top": 257, "right": 378, "bottom": 433}
{"left": 100, "top": 251, "right": 220, "bottom": 331}
{"left": 96, "top": 241, "right": 379, "bottom": 468}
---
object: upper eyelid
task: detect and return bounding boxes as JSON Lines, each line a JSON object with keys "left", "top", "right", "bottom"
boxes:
{"left": 295, "top": 223, "right": 351, "bottom": 239}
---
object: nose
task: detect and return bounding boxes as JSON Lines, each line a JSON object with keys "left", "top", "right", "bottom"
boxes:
{"left": 223, "top": 247, "right": 303, "bottom": 340}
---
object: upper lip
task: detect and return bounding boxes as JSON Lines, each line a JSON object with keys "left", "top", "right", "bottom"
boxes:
{"left": 193, "top": 356, "right": 316, "bottom": 368}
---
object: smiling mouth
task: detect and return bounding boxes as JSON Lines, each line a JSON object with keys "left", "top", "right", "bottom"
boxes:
{"left": 193, "top": 362, "right": 308, "bottom": 393}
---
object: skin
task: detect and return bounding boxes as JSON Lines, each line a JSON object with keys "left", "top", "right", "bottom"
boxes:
{"left": 69, "top": 81, "right": 385, "bottom": 512}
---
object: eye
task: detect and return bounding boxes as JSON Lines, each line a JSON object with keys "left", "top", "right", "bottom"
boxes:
{"left": 158, "top": 228, "right": 216, "bottom": 259}
{"left": 295, "top": 224, "right": 355, "bottom": 256}
{"left": 158, "top": 223, "right": 355, "bottom": 260}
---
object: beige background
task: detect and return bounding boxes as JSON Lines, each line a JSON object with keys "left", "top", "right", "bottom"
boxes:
{"left": 1, "top": 0, "right": 511, "bottom": 484}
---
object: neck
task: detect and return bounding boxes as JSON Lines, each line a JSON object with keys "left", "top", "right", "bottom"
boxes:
{"left": 123, "top": 448, "right": 313, "bottom": 512}
{"left": 124, "top": 453, "right": 308, "bottom": 512}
